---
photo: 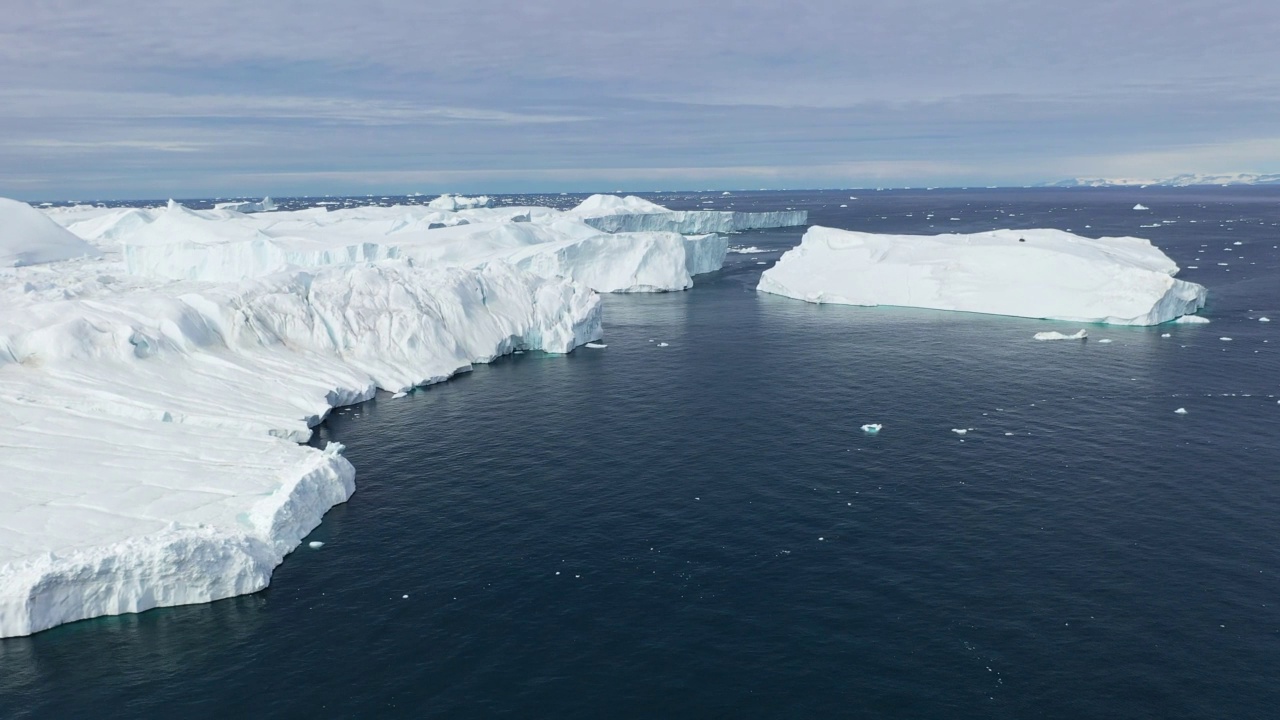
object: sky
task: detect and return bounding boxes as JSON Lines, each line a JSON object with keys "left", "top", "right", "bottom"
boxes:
{"left": 3, "top": 0, "right": 1279, "bottom": 200}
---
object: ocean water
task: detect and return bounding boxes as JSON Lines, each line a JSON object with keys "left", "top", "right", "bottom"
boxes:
{"left": 2, "top": 189, "right": 1278, "bottom": 718}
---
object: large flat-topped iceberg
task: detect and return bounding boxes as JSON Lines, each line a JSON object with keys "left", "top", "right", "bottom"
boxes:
{"left": 569, "top": 194, "right": 808, "bottom": 234}
{"left": 758, "top": 226, "right": 1207, "bottom": 325}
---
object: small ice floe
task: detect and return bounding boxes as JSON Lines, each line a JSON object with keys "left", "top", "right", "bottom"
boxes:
{"left": 1259, "top": 317, "right": 1271, "bottom": 322}
{"left": 756, "top": 261, "right": 767, "bottom": 265}
{"left": 1033, "top": 329, "right": 1087, "bottom": 341}
{"left": 657, "top": 342, "right": 670, "bottom": 347}
{"left": 1161, "top": 333, "right": 1172, "bottom": 338}
{"left": 1175, "top": 315, "right": 1210, "bottom": 324}
{"left": 584, "top": 342, "right": 607, "bottom": 349}
{"left": 391, "top": 391, "right": 408, "bottom": 399}
{"left": 1174, "top": 408, "right": 1188, "bottom": 415}
{"left": 861, "top": 423, "right": 882, "bottom": 434}
{"left": 1097, "top": 339, "right": 1113, "bottom": 344}
{"left": 1133, "top": 203, "right": 1150, "bottom": 210}
{"left": 309, "top": 541, "right": 325, "bottom": 549}
{"left": 951, "top": 428, "right": 970, "bottom": 435}
{"left": 1220, "top": 337, "right": 1233, "bottom": 341}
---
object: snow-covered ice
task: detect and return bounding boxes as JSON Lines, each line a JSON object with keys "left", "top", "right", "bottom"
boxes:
{"left": 0, "top": 193, "right": 746, "bottom": 638}
{"left": 757, "top": 226, "right": 1207, "bottom": 325}
{"left": 861, "top": 423, "right": 882, "bottom": 434}
{"left": 584, "top": 342, "right": 607, "bottom": 348}
{"left": 1133, "top": 204, "right": 1150, "bottom": 211}
{"left": 1175, "top": 315, "right": 1211, "bottom": 324}
{"left": 569, "top": 194, "right": 807, "bottom": 234}
{"left": 60, "top": 199, "right": 731, "bottom": 294}
{"left": 1034, "top": 329, "right": 1088, "bottom": 341}
{"left": 1174, "top": 408, "right": 1188, "bottom": 415}
{"left": 213, "top": 196, "right": 276, "bottom": 213}
{"left": 1, "top": 198, "right": 102, "bottom": 267}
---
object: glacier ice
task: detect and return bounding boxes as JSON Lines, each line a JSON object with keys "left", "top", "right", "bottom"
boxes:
{"left": 1175, "top": 315, "right": 1210, "bottom": 324}
{"left": 94, "top": 200, "right": 727, "bottom": 293}
{"left": 757, "top": 226, "right": 1207, "bottom": 326}
{"left": 1, "top": 198, "right": 102, "bottom": 267}
{"left": 569, "top": 194, "right": 807, "bottom": 234}
{"left": 861, "top": 423, "right": 882, "bottom": 434}
{"left": 1034, "top": 330, "right": 1088, "bottom": 341}
{"left": 1133, "top": 204, "right": 1150, "bottom": 211}
{"left": 213, "top": 196, "right": 276, "bottom": 213}
{"left": 0, "top": 192, "right": 763, "bottom": 638}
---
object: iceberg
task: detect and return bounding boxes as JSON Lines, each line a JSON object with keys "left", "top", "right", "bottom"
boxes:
{"left": 91, "top": 201, "right": 726, "bottom": 294}
{"left": 1034, "top": 330, "right": 1088, "bottom": 341}
{"left": 0, "top": 260, "right": 600, "bottom": 638}
{"left": 426, "top": 193, "right": 493, "bottom": 211}
{"left": 757, "top": 226, "right": 1207, "bottom": 326}
{"left": 1, "top": 198, "right": 102, "bottom": 267}
{"left": 861, "top": 423, "right": 882, "bottom": 434}
{"left": 0, "top": 191, "right": 750, "bottom": 637}
{"left": 213, "top": 196, "right": 277, "bottom": 213}
{"left": 569, "top": 194, "right": 807, "bottom": 234}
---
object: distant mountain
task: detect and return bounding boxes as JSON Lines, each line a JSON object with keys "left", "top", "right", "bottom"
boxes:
{"left": 1043, "top": 173, "right": 1280, "bottom": 188}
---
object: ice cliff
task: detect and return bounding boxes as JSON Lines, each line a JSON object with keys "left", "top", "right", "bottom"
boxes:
{"left": 757, "top": 226, "right": 1207, "bottom": 325}
{"left": 569, "top": 194, "right": 808, "bottom": 234}
{"left": 0, "top": 192, "right": 749, "bottom": 637}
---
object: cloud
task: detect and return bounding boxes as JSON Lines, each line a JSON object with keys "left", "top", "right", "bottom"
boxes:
{"left": 2, "top": 0, "right": 1280, "bottom": 197}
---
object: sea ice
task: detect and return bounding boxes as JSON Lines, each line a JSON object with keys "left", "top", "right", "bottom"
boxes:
{"left": 1133, "top": 204, "right": 1150, "bottom": 210}
{"left": 1174, "top": 315, "right": 1210, "bottom": 324}
{"left": 309, "top": 541, "right": 325, "bottom": 549}
{"left": 1174, "top": 408, "right": 1188, "bottom": 414}
{"left": 861, "top": 423, "right": 882, "bottom": 434}
{"left": 1260, "top": 317, "right": 1271, "bottom": 322}
{"left": 584, "top": 342, "right": 607, "bottom": 348}
{"left": 758, "top": 227, "right": 1206, "bottom": 325}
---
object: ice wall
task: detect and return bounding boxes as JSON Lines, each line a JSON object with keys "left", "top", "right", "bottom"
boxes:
{"left": 0, "top": 260, "right": 600, "bottom": 638}
{"left": 758, "top": 226, "right": 1207, "bottom": 325}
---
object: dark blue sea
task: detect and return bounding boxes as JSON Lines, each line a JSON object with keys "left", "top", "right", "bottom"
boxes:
{"left": 2, "top": 188, "right": 1278, "bottom": 719}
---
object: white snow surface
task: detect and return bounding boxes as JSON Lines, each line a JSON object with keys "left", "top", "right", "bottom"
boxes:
{"left": 1, "top": 198, "right": 102, "bottom": 267}
{"left": 757, "top": 226, "right": 1207, "bottom": 326}
{"left": 426, "top": 194, "right": 492, "bottom": 211}
{"left": 0, "top": 194, "right": 742, "bottom": 637}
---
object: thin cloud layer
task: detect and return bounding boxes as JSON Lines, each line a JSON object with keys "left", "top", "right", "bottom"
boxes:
{"left": 2, "top": 0, "right": 1279, "bottom": 198}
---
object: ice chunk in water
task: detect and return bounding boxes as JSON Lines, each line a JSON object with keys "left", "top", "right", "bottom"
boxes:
{"left": 1034, "top": 329, "right": 1087, "bottom": 341}
{"left": 861, "top": 423, "right": 882, "bottom": 434}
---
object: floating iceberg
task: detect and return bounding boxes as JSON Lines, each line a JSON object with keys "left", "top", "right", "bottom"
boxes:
{"left": 0, "top": 259, "right": 600, "bottom": 638}
{"left": 861, "top": 423, "right": 882, "bottom": 434}
{"left": 213, "top": 196, "right": 276, "bottom": 213}
{"left": 64, "top": 201, "right": 728, "bottom": 294}
{"left": 0, "top": 192, "right": 708, "bottom": 637}
{"left": 1174, "top": 315, "right": 1210, "bottom": 324}
{"left": 1034, "top": 329, "right": 1088, "bottom": 341}
{"left": 569, "top": 194, "right": 807, "bottom": 234}
{"left": 1133, "top": 203, "right": 1150, "bottom": 211}
{"left": 757, "top": 226, "right": 1207, "bottom": 325}
{"left": 426, "top": 193, "right": 492, "bottom": 211}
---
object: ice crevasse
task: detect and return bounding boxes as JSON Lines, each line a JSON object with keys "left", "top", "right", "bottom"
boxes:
{"left": 757, "top": 226, "right": 1207, "bottom": 325}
